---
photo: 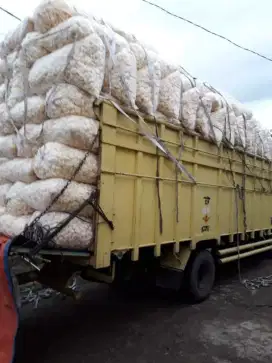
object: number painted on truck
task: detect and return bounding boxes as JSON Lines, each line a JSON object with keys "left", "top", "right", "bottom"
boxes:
{"left": 201, "top": 225, "right": 210, "bottom": 233}
{"left": 201, "top": 196, "right": 211, "bottom": 233}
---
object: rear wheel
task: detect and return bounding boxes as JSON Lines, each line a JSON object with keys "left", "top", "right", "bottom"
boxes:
{"left": 187, "top": 250, "right": 215, "bottom": 302}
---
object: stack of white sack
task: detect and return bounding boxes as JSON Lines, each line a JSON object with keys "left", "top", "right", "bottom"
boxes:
{"left": 0, "top": 1, "right": 104, "bottom": 248}
{"left": 0, "top": 0, "right": 270, "bottom": 247}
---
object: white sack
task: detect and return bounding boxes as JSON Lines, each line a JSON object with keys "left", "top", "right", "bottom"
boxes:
{"left": 0, "top": 158, "right": 37, "bottom": 183}
{"left": 46, "top": 83, "right": 95, "bottom": 119}
{"left": 6, "top": 182, "right": 34, "bottom": 216}
{"left": 21, "top": 178, "right": 95, "bottom": 217}
{"left": 180, "top": 88, "right": 200, "bottom": 131}
{"left": 0, "top": 183, "right": 12, "bottom": 206}
{"left": 30, "top": 211, "right": 93, "bottom": 249}
{"left": 129, "top": 43, "right": 161, "bottom": 114}
{"left": 195, "top": 80, "right": 210, "bottom": 97}
{"left": 0, "top": 214, "right": 30, "bottom": 237}
{"left": 210, "top": 108, "right": 227, "bottom": 146}
{"left": 93, "top": 23, "right": 137, "bottom": 107}
{"left": 246, "top": 118, "right": 259, "bottom": 155}
{"left": 0, "top": 134, "right": 17, "bottom": 158}
{"left": 0, "top": 18, "right": 34, "bottom": 57}
{"left": 7, "top": 56, "right": 28, "bottom": 109}
{"left": 17, "top": 115, "right": 99, "bottom": 157}
{"left": 224, "top": 110, "right": 236, "bottom": 147}
{"left": 33, "top": 0, "right": 75, "bottom": 33}
{"left": 16, "top": 125, "right": 43, "bottom": 158}
{"left": 231, "top": 101, "right": 253, "bottom": 120}
{"left": 10, "top": 96, "right": 46, "bottom": 128}
{"left": 43, "top": 116, "right": 99, "bottom": 151}
{"left": 0, "top": 103, "right": 14, "bottom": 135}
{"left": 28, "top": 34, "right": 105, "bottom": 98}
{"left": 34, "top": 142, "right": 98, "bottom": 184}
{"left": 158, "top": 61, "right": 195, "bottom": 119}
{"left": 196, "top": 95, "right": 213, "bottom": 139}
{"left": 23, "top": 16, "right": 95, "bottom": 66}
{"left": 0, "top": 85, "right": 5, "bottom": 103}
{"left": 0, "top": 60, "right": 5, "bottom": 84}
{"left": 259, "top": 129, "right": 272, "bottom": 160}
{"left": 21, "top": 32, "right": 48, "bottom": 67}
{"left": 158, "top": 70, "right": 181, "bottom": 119}
{"left": 234, "top": 115, "right": 246, "bottom": 149}
{"left": 0, "top": 207, "right": 6, "bottom": 216}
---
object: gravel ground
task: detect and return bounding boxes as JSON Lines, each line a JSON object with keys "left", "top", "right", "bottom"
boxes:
{"left": 15, "top": 254, "right": 272, "bottom": 363}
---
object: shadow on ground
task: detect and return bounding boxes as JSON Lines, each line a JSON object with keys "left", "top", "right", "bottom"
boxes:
{"left": 15, "top": 252, "right": 272, "bottom": 363}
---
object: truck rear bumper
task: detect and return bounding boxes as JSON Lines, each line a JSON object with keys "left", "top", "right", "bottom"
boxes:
{"left": 0, "top": 237, "right": 19, "bottom": 363}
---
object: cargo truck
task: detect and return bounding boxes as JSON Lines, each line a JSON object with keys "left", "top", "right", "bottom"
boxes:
{"left": 2, "top": 100, "right": 272, "bottom": 300}
{"left": 1, "top": 100, "right": 272, "bottom": 361}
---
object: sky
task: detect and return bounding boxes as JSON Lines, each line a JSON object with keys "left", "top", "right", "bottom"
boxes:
{"left": 1, "top": 0, "right": 272, "bottom": 128}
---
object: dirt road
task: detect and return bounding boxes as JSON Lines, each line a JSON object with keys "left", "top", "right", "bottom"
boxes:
{"left": 15, "top": 255, "right": 272, "bottom": 363}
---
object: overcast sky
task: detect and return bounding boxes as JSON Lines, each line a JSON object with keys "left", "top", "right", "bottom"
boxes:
{"left": 1, "top": 0, "right": 272, "bottom": 128}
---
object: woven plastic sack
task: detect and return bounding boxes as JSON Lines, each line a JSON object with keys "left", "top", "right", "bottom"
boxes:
{"left": 29, "top": 211, "right": 93, "bottom": 249}
{"left": 234, "top": 115, "right": 246, "bottom": 149}
{"left": 195, "top": 80, "right": 210, "bottom": 97}
{"left": 0, "top": 18, "right": 34, "bottom": 57}
{"left": 46, "top": 83, "right": 95, "bottom": 119}
{"left": 0, "top": 183, "right": 12, "bottom": 206}
{"left": 16, "top": 125, "right": 43, "bottom": 158}
{"left": 210, "top": 108, "right": 227, "bottom": 146}
{"left": 246, "top": 118, "right": 258, "bottom": 155}
{"left": 23, "top": 16, "right": 94, "bottom": 67}
{"left": 20, "top": 178, "right": 95, "bottom": 217}
{"left": 93, "top": 22, "right": 137, "bottom": 107}
{"left": 0, "top": 214, "right": 30, "bottom": 237}
{"left": 7, "top": 56, "right": 28, "bottom": 109}
{"left": 0, "top": 103, "right": 14, "bottom": 135}
{"left": 0, "top": 158, "right": 37, "bottom": 183}
{"left": 33, "top": 0, "right": 75, "bottom": 33}
{"left": 43, "top": 116, "right": 99, "bottom": 151}
{"left": 21, "top": 32, "right": 48, "bottom": 67}
{"left": 10, "top": 96, "right": 46, "bottom": 128}
{"left": 196, "top": 95, "right": 213, "bottom": 139}
{"left": 0, "top": 207, "right": 6, "bottom": 216}
{"left": 259, "top": 129, "right": 272, "bottom": 160}
{"left": 29, "top": 34, "right": 105, "bottom": 98}
{"left": 5, "top": 182, "right": 34, "bottom": 216}
{"left": 231, "top": 100, "right": 253, "bottom": 120}
{"left": 0, "top": 60, "right": 5, "bottom": 84}
{"left": 180, "top": 88, "right": 200, "bottom": 131}
{"left": 0, "top": 134, "right": 17, "bottom": 158}
{"left": 158, "top": 69, "right": 181, "bottom": 119}
{"left": 0, "top": 85, "right": 5, "bottom": 103}
{"left": 224, "top": 110, "right": 236, "bottom": 147}
{"left": 159, "top": 60, "right": 195, "bottom": 117}
{"left": 34, "top": 142, "right": 98, "bottom": 184}
{"left": 17, "top": 116, "right": 99, "bottom": 157}
{"left": 128, "top": 42, "right": 161, "bottom": 114}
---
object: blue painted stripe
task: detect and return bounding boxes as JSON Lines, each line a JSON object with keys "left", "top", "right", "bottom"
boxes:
{"left": 3, "top": 239, "right": 19, "bottom": 363}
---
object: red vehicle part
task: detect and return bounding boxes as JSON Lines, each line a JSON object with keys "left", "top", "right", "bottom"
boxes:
{"left": 0, "top": 236, "right": 19, "bottom": 363}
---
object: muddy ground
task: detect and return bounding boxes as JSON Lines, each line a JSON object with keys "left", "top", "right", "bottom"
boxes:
{"left": 15, "top": 254, "right": 272, "bottom": 363}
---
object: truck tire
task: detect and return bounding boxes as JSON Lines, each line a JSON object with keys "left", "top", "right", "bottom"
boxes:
{"left": 187, "top": 250, "right": 215, "bottom": 302}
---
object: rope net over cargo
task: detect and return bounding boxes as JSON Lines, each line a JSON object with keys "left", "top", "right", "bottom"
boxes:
{"left": 0, "top": 0, "right": 271, "bottom": 252}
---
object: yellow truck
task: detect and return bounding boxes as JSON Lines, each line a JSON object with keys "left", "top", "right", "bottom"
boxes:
{"left": 9, "top": 101, "right": 272, "bottom": 302}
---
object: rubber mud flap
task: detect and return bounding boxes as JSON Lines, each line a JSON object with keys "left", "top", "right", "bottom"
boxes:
{"left": 0, "top": 236, "right": 19, "bottom": 363}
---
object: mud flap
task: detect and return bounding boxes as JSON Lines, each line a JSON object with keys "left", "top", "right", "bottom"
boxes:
{"left": 0, "top": 236, "right": 19, "bottom": 363}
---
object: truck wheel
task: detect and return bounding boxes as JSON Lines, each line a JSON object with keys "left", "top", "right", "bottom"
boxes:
{"left": 187, "top": 250, "right": 215, "bottom": 302}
